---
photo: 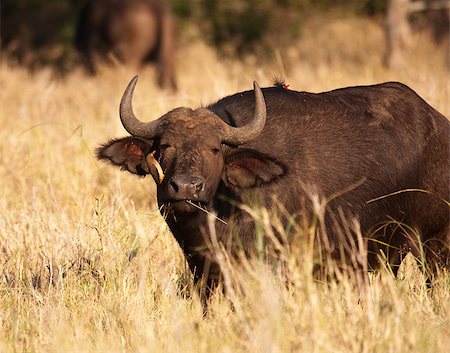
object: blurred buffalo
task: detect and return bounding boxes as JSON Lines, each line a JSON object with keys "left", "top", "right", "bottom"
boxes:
{"left": 75, "top": 0, "right": 177, "bottom": 89}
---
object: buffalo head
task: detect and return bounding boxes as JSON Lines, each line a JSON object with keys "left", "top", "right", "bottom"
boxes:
{"left": 97, "top": 77, "right": 283, "bottom": 215}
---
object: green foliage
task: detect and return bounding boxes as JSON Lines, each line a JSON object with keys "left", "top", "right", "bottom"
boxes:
{"left": 1, "top": 0, "right": 83, "bottom": 69}
{"left": 169, "top": 0, "right": 387, "bottom": 54}
{"left": 364, "top": 0, "right": 387, "bottom": 15}
{"left": 2, "top": 0, "right": 388, "bottom": 65}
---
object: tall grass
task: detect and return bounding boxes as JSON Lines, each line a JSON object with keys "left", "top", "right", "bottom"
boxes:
{"left": 0, "top": 16, "right": 449, "bottom": 353}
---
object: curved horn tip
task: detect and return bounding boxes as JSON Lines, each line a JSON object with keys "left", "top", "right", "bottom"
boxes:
{"left": 119, "top": 75, "right": 162, "bottom": 138}
{"left": 253, "top": 81, "right": 260, "bottom": 90}
{"left": 126, "top": 75, "right": 139, "bottom": 91}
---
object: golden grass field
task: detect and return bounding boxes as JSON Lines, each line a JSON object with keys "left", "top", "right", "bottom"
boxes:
{"left": 0, "top": 17, "right": 449, "bottom": 352}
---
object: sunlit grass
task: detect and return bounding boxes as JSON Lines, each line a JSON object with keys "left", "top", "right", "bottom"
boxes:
{"left": 0, "top": 16, "right": 449, "bottom": 353}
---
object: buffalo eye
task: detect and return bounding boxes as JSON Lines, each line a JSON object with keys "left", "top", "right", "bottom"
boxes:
{"left": 211, "top": 147, "right": 220, "bottom": 155}
{"left": 159, "top": 144, "right": 171, "bottom": 150}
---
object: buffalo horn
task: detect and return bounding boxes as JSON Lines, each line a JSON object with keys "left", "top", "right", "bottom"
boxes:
{"left": 221, "top": 81, "right": 267, "bottom": 145}
{"left": 120, "top": 76, "right": 162, "bottom": 138}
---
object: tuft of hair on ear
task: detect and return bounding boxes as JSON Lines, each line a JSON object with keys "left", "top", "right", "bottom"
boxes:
{"left": 95, "top": 137, "right": 151, "bottom": 177}
{"left": 95, "top": 139, "right": 116, "bottom": 162}
{"left": 272, "top": 75, "right": 289, "bottom": 89}
{"left": 95, "top": 138, "right": 129, "bottom": 162}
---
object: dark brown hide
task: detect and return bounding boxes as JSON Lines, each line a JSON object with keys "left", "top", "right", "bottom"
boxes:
{"left": 75, "top": 0, "right": 176, "bottom": 89}
{"left": 97, "top": 80, "right": 450, "bottom": 292}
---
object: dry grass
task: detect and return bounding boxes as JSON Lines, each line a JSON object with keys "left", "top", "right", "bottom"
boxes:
{"left": 0, "top": 16, "right": 449, "bottom": 353}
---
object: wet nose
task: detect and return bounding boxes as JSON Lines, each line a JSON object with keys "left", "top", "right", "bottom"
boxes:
{"left": 169, "top": 175, "right": 205, "bottom": 196}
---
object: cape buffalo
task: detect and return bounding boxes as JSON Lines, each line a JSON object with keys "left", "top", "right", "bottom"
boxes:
{"left": 97, "top": 77, "right": 449, "bottom": 291}
{"left": 75, "top": 0, "right": 177, "bottom": 90}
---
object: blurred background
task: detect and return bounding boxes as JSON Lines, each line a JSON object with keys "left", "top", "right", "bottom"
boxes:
{"left": 1, "top": 0, "right": 449, "bottom": 79}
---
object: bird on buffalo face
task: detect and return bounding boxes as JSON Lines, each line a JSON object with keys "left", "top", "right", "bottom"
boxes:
{"left": 97, "top": 76, "right": 449, "bottom": 296}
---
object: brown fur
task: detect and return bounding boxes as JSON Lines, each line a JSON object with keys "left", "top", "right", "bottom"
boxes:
{"left": 97, "top": 81, "right": 450, "bottom": 293}
{"left": 75, "top": 0, "right": 177, "bottom": 90}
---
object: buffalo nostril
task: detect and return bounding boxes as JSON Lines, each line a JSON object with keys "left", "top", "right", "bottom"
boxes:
{"left": 193, "top": 179, "right": 205, "bottom": 193}
{"left": 169, "top": 175, "right": 205, "bottom": 197}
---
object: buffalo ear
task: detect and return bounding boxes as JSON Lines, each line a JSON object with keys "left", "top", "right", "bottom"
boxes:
{"left": 96, "top": 137, "right": 154, "bottom": 176}
{"left": 223, "top": 148, "right": 286, "bottom": 190}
